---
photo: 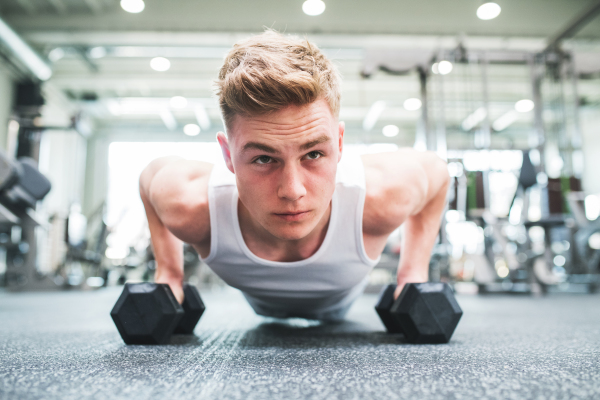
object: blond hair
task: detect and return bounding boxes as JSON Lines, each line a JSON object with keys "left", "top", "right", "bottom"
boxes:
{"left": 215, "top": 30, "right": 341, "bottom": 132}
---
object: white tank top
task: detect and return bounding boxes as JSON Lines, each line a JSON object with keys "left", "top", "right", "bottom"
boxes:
{"left": 200, "top": 152, "right": 380, "bottom": 320}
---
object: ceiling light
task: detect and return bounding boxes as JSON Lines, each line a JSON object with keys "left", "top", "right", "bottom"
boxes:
{"left": 403, "top": 98, "right": 422, "bottom": 111}
{"left": 159, "top": 109, "right": 177, "bottom": 131}
{"left": 88, "top": 46, "right": 106, "bottom": 59}
{"left": 515, "top": 99, "right": 534, "bottom": 113}
{"left": 477, "top": 2, "right": 501, "bottom": 20}
{"left": 150, "top": 56, "right": 170, "bottom": 72}
{"left": 48, "top": 47, "right": 64, "bottom": 62}
{"left": 170, "top": 96, "right": 187, "bottom": 109}
{"left": 438, "top": 60, "right": 453, "bottom": 75}
{"left": 183, "top": 124, "right": 201, "bottom": 136}
{"left": 431, "top": 63, "right": 439, "bottom": 74}
{"left": 461, "top": 107, "right": 487, "bottom": 131}
{"left": 107, "top": 98, "right": 165, "bottom": 115}
{"left": 382, "top": 125, "right": 400, "bottom": 137}
{"left": 492, "top": 110, "right": 518, "bottom": 131}
{"left": 120, "top": 0, "right": 145, "bottom": 13}
{"left": 362, "top": 101, "right": 386, "bottom": 131}
{"left": 194, "top": 106, "right": 211, "bottom": 130}
{"left": 303, "top": 0, "right": 326, "bottom": 16}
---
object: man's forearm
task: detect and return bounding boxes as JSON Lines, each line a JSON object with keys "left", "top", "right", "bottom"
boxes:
{"left": 142, "top": 193, "right": 184, "bottom": 281}
{"left": 139, "top": 159, "right": 184, "bottom": 282}
{"left": 397, "top": 179, "right": 449, "bottom": 283}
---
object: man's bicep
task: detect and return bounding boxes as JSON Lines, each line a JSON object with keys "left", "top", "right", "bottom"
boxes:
{"left": 147, "top": 161, "right": 213, "bottom": 243}
{"left": 420, "top": 152, "right": 450, "bottom": 204}
{"left": 381, "top": 150, "right": 429, "bottom": 215}
{"left": 364, "top": 150, "right": 438, "bottom": 219}
{"left": 363, "top": 151, "right": 423, "bottom": 234}
{"left": 139, "top": 156, "right": 183, "bottom": 195}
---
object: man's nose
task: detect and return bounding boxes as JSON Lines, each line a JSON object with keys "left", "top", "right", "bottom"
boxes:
{"left": 277, "top": 164, "right": 307, "bottom": 201}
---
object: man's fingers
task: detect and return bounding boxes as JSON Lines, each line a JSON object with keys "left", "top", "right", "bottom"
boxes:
{"left": 171, "top": 284, "right": 185, "bottom": 304}
{"left": 393, "top": 284, "right": 405, "bottom": 300}
{"left": 155, "top": 272, "right": 185, "bottom": 304}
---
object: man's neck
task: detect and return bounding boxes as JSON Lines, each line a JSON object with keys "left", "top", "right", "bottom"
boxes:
{"left": 237, "top": 200, "right": 331, "bottom": 262}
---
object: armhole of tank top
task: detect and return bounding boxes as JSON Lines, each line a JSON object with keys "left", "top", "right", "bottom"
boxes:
{"left": 200, "top": 183, "right": 218, "bottom": 264}
{"left": 356, "top": 183, "right": 381, "bottom": 267}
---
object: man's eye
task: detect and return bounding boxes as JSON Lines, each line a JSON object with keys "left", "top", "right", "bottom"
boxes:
{"left": 254, "top": 155, "right": 273, "bottom": 164}
{"left": 306, "top": 151, "right": 322, "bottom": 160}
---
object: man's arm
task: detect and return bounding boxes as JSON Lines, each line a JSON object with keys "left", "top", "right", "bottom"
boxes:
{"left": 395, "top": 153, "right": 449, "bottom": 297}
{"left": 362, "top": 149, "right": 449, "bottom": 298}
{"left": 139, "top": 156, "right": 213, "bottom": 303}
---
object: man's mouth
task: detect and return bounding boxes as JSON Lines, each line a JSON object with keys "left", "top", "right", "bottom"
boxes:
{"left": 274, "top": 211, "right": 310, "bottom": 221}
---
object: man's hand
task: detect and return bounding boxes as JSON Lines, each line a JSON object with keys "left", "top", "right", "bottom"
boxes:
{"left": 155, "top": 272, "right": 184, "bottom": 304}
{"left": 394, "top": 269, "right": 428, "bottom": 300}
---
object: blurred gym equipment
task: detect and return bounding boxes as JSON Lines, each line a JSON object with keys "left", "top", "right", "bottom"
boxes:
{"left": 0, "top": 149, "right": 51, "bottom": 289}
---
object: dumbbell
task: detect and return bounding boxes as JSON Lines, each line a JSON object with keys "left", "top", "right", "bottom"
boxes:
{"left": 375, "top": 283, "right": 462, "bottom": 344}
{"left": 111, "top": 282, "right": 205, "bottom": 345}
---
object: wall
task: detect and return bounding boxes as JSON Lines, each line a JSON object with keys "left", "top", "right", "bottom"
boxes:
{"left": 82, "top": 136, "right": 110, "bottom": 218}
{"left": 37, "top": 130, "right": 87, "bottom": 217}
{"left": 0, "top": 64, "right": 14, "bottom": 151}
{"left": 581, "top": 108, "right": 600, "bottom": 194}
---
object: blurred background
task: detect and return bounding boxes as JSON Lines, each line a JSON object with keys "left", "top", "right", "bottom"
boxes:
{"left": 0, "top": 0, "right": 600, "bottom": 296}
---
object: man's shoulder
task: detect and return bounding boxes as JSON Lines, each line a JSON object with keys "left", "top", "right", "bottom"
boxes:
{"left": 154, "top": 159, "right": 214, "bottom": 194}
{"left": 360, "top": 149, "right": 428, "bottom": 236}
{"left": 361, "top": 149, "right": 424, "bottom": 199}
{"left": 162, "top": 159, "right": 214, "bottom": 181}
{"left": 150, "top": 159, "right": 214, "bottom": 243}
{"left": 361, "top": 148, "right": 426, "bottom": 177}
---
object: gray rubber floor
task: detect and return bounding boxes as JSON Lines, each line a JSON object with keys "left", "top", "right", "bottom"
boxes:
{"left": 1, "top": 286, "right": 599, "bottom": 400}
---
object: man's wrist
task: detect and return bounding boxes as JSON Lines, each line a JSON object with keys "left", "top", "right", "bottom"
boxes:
{"left": 394, "top": 270, "right": 428, "bottom": 299}
{"left": 154, "top": 268, "right": 184, "bottom": 285}
{"left": 397, "top": 268, "right": 428, "bottom": 284}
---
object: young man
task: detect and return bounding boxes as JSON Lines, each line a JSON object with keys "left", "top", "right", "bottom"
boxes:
{"left": 139, "top": 31, "right": 449, "bottom": 321}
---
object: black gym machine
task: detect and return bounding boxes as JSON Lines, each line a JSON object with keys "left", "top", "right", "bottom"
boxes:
{"left": 0, "top": 149, "right": 51, "bottom": 288}
{"left": 0, "top": 82, "right": 53, "bottom": 290}
{"left": 0, "top": 81, "right": 109, "bottom": 291}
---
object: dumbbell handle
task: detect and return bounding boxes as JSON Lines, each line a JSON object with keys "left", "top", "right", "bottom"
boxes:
{"left": 173, "top": 283, "right": 206, "bottom": 334}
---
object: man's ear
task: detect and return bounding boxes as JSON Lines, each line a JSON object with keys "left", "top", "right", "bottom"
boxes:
{"left": 217, "top": 132, "right": 235, "bottom": 174}
{"left": 337, "top": 121, "right": 345, "bottom": 162}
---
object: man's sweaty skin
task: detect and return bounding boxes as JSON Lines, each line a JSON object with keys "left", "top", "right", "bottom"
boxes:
{"left": 139, "top": 98, "right": 449, "bottom": 304}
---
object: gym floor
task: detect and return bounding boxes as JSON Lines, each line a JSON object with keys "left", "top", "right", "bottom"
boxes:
{"left": 1, "top": 287, "right": 599, "bottom": 400}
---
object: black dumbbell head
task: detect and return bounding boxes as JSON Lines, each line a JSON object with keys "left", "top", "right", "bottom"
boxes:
{"left": 390, "top": 283, "right": 462, "bottom": 344}
{"left": 110, "top": 283, "right": 184, "bottom": 345}
{"left": 173, "top": 284, "right": 206, "bottom": 334}
{"left": 375, "top": 284, "right": 404, "bottom": 334}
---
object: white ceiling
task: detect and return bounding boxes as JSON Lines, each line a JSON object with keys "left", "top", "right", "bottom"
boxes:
{"left": 1, "top": 0, "right": 599, "bottom": 39}
{"left": 0, "top": 0, "right": 599, "bottom": 148}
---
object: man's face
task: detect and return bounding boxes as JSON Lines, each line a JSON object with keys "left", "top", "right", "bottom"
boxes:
{"left": 217, "top": 99, "right": 344, "bottom": 241}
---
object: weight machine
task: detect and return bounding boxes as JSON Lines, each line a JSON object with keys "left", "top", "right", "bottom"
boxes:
{"left": 0, "top": 81, "right": 109, "bottom": 291}
{"left": 361, "top": 37, "right": 600, "bottom": 294}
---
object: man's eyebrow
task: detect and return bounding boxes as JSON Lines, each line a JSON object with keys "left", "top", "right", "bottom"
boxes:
{"left": 242, "top": 142, "right": 280, "bottom": 154}
{"left": 299, "top": 134, "right": 330, "bottom": 151}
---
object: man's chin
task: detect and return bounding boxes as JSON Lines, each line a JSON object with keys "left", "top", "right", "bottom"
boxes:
{"left": 266, "top": 222, "right": 314, "bottom": 241}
